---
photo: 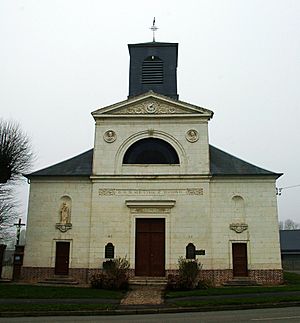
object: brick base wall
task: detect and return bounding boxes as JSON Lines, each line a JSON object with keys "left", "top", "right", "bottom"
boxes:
{"left": 21, "top": 267, "right": 90, "bottom": 284}
{"left": 21, "top": 267, "right": 283, "bottom": 286}
{"left": 166, "top": 269, "right": 283, "bottom": 286}
{"left": 249, "top": 269, "right": 283, "bottom": 285}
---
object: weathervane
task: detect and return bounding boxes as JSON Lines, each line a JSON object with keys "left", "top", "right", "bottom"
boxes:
{"left": 150, "top": 17, "right": 158, "bottom": 42}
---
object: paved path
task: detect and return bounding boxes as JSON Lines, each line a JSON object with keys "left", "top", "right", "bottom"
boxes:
{"left": 120, "top": 286, "right": 164, "bottom": 305}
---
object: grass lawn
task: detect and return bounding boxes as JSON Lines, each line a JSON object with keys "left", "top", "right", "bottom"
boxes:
{"left": 0, "top": 303, "right": 117, "bottom": 313}
{"left": 165, "top": 271, "right": 300, "bottom": 299}
{"left": 0, "top": 284, "right": 124, "bottom": 299}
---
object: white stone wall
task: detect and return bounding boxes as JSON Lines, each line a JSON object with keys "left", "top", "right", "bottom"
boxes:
{"left": 92, "top": 117, "right": 210, "bottom": 176}
{"left": 209, "top": 177, "right": 282, "bottom": 270}
{"left": 88, "top": 178, "right": 210, "bottom": 270}
{"left": 23, "top": 178, "right": 92, "bottom": 268}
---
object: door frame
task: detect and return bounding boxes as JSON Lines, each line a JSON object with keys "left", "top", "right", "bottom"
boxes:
{"left": 126, "top": 200, "right": 175, "bottom": 277}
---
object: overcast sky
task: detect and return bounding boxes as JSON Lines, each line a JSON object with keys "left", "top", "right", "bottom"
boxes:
{"left": 1, "top": 0, "right": 299, "bottom": 224}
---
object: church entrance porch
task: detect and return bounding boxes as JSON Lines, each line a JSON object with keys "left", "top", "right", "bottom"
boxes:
{"left": 232, "top": 243, "right": 248, "bottom": 277}
{"left": 135, "top": 218, "right": 165, "bottom": 277}
{"left": 55, "top": 241, "right": 70, "bottom": 275}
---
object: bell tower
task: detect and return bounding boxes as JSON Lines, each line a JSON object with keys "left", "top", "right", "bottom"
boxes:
{"left": 128, "top": 42, "right": 179, "bottom": 100}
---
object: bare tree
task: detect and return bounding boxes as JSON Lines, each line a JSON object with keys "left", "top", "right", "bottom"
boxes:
{"left": 279, "top": 219, "right": 300, "bottom": 230}
{"left": 0, "top": 119, "right": 33, "bottom": 183}
{"left": 283, "top": 219, "right": 300, "bottom": 230}
{"left": 0, "top": 119, "right": 33, "bottom": 242}
{"left": 0, "top": 185, "right": 17, "bottom": 242}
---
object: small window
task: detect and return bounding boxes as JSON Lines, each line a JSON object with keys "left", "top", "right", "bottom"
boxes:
{"left": 142, "top": 56, "right": 163, "bottom": 84}
{"left": 105, "top": 243, "right": 114, "bottom": 259}
{"left": 186, "top": 243, "right": 196, "bottom": 259}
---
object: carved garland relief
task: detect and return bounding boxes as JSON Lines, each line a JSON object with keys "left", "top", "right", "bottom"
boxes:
{"left": 229, "top": 223, "right": 248, "bottom": 233}
{"left": 113, "top": 100, "right": 189, "bottom": 115}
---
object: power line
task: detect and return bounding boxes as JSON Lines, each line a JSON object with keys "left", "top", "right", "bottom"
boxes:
{"left": 276, "top": 184, "right": 300, "bottom": 196}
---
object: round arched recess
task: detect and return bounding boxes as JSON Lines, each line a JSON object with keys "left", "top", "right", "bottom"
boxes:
{"left": 123, "top": 138, "right": 180, "bottom": 164}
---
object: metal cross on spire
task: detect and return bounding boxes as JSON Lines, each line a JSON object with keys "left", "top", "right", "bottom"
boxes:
{"left": 150, "top": 17, "right": 158, "bottom": 42}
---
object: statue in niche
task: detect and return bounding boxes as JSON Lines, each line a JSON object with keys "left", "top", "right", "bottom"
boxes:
{"left": 60, "top": 202, "right": 70, "bottom": 224}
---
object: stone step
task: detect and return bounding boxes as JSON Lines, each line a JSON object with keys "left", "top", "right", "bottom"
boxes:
{"left": 223, "top": 277, "right": 260, "bottom": 287}
{"left": 129, "top": 276, "right": 167, "bottom": 287}
{"left": 38, "top": 276, "right": 79, "bottom": 285}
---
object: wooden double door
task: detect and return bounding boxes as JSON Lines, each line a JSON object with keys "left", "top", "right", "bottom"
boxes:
{"left": 135, "top": 218, "right": 165, "bottom": 277}
{"left": 232, "top": 243, "right": 248, "bottom": 277}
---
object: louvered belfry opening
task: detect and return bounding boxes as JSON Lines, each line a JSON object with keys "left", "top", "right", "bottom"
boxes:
{"left": 142, "top": 56, "right": 163, "bottom": 84}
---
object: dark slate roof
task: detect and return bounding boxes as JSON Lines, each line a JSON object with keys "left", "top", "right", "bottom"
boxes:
{"left": 209, "top": 145, "right": 281, "bottom": 177}
{"left": 26, "top": 145, "right": 281, "bottom": 178}
{"left": 280, "top": 230, "right": 300, "bottom": 252}
{"left": 26, "top": 149, "right": 93, "bottom": 177}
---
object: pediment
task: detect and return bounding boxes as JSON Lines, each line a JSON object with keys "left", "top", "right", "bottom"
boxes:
{"left": 92, "top": 92, "right": 213, "bottom": 118}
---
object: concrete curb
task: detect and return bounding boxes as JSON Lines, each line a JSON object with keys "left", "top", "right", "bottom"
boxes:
{"left": 1, "top": 301, "right": 300, "bottom": 318}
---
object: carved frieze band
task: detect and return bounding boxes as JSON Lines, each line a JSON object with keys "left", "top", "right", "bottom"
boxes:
{"left": 113, "top": 101, "right": 189, "bottom": 115}
{"left": 229, "top": 223, "right": 248, "bottom": 233}
{"left": 99, "top": 188, "right": 203, "bottom": 196}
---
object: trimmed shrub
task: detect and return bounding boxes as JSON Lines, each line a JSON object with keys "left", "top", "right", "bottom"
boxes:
{"left": 167, "top": 257, "right": 203, "bottom": 290}
{"left": 90, "top": 257, "right": 130, "bottom": 290}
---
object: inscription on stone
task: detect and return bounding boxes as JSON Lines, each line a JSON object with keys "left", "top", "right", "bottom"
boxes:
{"left": 99, "top": 188, "right": 203, "bottom": 196}
{"left": 131, "top": 207, "right": 169, "bottom": 214}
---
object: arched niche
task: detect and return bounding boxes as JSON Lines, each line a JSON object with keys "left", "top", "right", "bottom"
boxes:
{"left": 232, "top": 195, "right": 245, "bottom": 220}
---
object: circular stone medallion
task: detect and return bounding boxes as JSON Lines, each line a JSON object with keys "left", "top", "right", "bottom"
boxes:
{"left": 103, "top": 130, "right": 117, "bottom": 143}
{"left": 186, "top": 129, "right": 199, "bottom": 143}
{"left": 146, "top": 102, "right": 157, "bottom": 114}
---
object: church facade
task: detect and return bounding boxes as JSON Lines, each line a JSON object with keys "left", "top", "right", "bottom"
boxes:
{"left": 22, "top": 41, "right": 283, "bottom": 286}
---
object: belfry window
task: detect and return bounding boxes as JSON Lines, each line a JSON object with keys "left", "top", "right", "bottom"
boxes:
{"left": 142, "top": 56, "right": 163, "bottom": 84}
{"left": 123, "top": 138, "right": 179, "bottom": 164}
